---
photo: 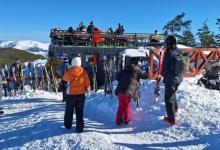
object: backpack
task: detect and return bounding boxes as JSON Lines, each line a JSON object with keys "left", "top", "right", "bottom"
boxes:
{"left": 171, "top": 50, "right": 190, "bottom": 75}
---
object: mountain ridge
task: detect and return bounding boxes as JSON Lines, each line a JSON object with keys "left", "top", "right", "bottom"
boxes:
{"left": 0, "top": 40, "right": 50, "bottom": 57}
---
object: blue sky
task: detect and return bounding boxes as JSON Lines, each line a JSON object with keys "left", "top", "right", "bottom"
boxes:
{"left": 0, "top": 0, "right": 219, "bottom": 42}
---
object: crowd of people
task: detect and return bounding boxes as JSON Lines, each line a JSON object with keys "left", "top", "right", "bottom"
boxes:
{"left": 0, "top": 35, "right": 182, "bottom": 131}
{"left": 51, "top": 21, "right": 126, "bottom": 47}
{"left": 53, "top": 35, "right": 182, "bottom": 132}
{"left": 0, "top": 58, "right": 55, "bottom": 97}
{"left": 51, "top": 22, "right": 162, "bottom": 47}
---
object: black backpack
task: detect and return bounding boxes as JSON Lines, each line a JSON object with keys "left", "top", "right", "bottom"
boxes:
{"left": 171, "top": 50, "right": 190, "bottom": 76}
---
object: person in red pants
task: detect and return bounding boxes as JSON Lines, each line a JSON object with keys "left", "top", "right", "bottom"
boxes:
{"left": 115, "top": 60, "right": 149, "bottom": 125}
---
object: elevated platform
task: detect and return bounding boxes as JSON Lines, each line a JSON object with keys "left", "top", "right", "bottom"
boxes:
{"left": 49, "top": 29, "right": 165, "bottom": 47}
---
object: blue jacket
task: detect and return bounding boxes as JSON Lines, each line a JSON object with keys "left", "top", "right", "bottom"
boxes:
{"left": 58, "top": 63, "right": 71, "bottom": 81}
{"left": 161, "top": 47, "right": 183, "bottom": 86}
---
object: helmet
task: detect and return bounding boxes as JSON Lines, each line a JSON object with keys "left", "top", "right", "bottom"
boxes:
{"left": 132, "top": 60, "right": 142, "bottom": 67}
{"left": 165, "top": 35, "right": 177, "bottom": 47}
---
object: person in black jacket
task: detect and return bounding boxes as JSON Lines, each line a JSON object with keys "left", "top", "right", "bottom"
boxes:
{"left": 10, "top": 58, "right": 24, "bottom": 92}
{"left": 87, "top": 21, "right": 95, "bottom": 33}
{"left": 115, "top": 60, "right": 149, "bottom": 125}
{"left": 84, "top": 60, "right": 94, "bottom": 90}
{"left": 159, "top": 35, "right": 183, "bottom": 126}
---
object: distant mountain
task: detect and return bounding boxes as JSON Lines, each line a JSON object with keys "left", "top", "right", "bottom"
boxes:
{"left": 0, "top": 40, "right": 50, "bottom": 57}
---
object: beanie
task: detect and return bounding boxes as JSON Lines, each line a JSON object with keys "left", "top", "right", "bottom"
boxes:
{"left": 71, "top": 57, "right": 81, "bottom": 67}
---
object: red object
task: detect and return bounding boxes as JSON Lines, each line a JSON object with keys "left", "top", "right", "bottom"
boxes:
{"left": 93, "top": 54, "right": 97, "bottom": 64}
{"left": 164, "top": 117, "right": 177, "bottom": 126}
{"left": 154, "top": 47, "right": 165, "bottom": 104}
{"left": 116, "top": 93, "right": 132, "bottom": 124}
{"left": 92, "top": 29, "right": 103, "bottom": 43}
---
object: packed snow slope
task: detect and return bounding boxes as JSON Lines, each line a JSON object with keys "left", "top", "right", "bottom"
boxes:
{"left": 0, "top": 75, "right": 220, "bottom": 150}
{"left": 0, "top": 40, "right": 50, "bottom": 57}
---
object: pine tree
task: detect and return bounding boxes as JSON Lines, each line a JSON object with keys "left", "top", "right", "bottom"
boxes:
{"left": 181, "top": 29, "right": 196, "bottom": 46}
{"left": 162, "top": 12, "right": 192, "bottom": 35}
{"left": 196, "top": 19, "right": 215, "bottom": 48}
{"left": 215, "top": 18, "right": 220, "bottom": 47}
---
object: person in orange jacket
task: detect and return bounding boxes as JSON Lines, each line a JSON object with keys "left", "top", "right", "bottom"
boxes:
{"left": 63, "top": 57, "right": 91, "bottom": 133}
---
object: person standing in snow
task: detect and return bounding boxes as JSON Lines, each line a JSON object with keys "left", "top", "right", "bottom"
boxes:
{"left": 115, "top": 60, "right": 149, "bottom": 125}
{"left": 0, "top": 70, "right": 6, "bottom": 100}
{"left": 10, "top": 58, "right": 24, "bottom": 92}
{"left": 57, "top": 57, "right": 71, "bottom": 102}
{"left": 63, "top": 57, "right": 91, "bottom": 132}
{"left": 158, "top": 35, "right": 183, "bottom": 126}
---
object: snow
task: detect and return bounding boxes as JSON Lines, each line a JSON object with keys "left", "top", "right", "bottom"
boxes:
{"left": 0, "top": 40, "right": 50, "bottom": 57}
{"left": 119, "top": 44, "right": 192, "bottom": 58}
{"left": 1, "top": 75, "right": 220, "bottom": 149}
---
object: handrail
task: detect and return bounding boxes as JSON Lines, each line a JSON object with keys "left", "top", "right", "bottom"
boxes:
{"left": 149, "top": 48, "right": 220, "bottom": 80}
{"left": 49, "top": 29, "right": 166, "bottom": 39}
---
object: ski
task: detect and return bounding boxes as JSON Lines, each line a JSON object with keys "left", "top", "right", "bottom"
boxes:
{"left": 12, "top": 67, "right": 17, "bottom": 96}
{"left": 93, "top": 54, "right": 98, "bottom": 92}
{"left": 40, "top": 64, "right": 45, "bottom": 91}
{"left": 33, "top": 62, "right": 38, "bottom": 92}
{"left": 104, "top": 59, "right": 113, "bottom": 99}
{"left": 51, "top": 66, "right": 58, "bottom": 94}
{"left": 154, "top": 47, "right": 165, "bottom": 104}
{"left": 20, "top": 68, "right": 25, "bottom": 94}
{"left": 44, "top": 66, "right": 51, "bottom": 92}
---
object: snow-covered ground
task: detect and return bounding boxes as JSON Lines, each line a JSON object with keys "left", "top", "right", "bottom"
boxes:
{"left": 0, "top": 40, "right": 50, "bottom": 57}
{"left": 0, "top": 75, "right": 220, "bottom": 150}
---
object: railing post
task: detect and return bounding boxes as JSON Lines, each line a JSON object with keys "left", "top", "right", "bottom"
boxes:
{"left": 148, "top": 49, "right": 154, "bottom": 80}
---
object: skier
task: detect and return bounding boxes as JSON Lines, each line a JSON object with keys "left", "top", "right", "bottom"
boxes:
{"left": 115, "top": 60, "right": 149, "bottom": 125}
{"left": 35, "top": 63, "right": 45, "bottom": 90}
{"left": 0, "top": 70, "right": 5, "bottom": 114}
{"left": 10, "top": 58, "right": 24, "bottom": 94}
{"left": 63, "top": 57, "right": 91, "bottom": 133}
{"left": 157, "top": 35, "right": 183, "bottom": 126}
{"left": 0, "top": 65, "right": 8, "bottom": 97}
{"left": 57, "top": 57, "right": 71, "bottom": 102}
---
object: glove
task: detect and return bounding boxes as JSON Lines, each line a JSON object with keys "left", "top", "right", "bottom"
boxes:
{"left": 156, "top": 75, "right": 162, "bottom": 82}
{"left": 86, "top": 92, "right": 91, "bottom": 97}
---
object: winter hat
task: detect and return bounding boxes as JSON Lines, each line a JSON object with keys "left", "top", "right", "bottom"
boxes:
{"left": 90, "top": 21, "right": 93, "bottom": 25}
{"left": 71, "top": 57, "right": 81, "bottom": 67}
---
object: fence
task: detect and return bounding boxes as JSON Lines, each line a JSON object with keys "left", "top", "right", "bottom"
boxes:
{"left": 148, "top": 48, "right": 220, "bottom": 80}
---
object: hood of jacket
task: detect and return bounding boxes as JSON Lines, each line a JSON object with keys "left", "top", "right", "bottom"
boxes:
{"left": 68, "top": 66, "right": 84, "bottom": 77}
{"left": 125, "top": 64, "right": 140, "bottom": 71}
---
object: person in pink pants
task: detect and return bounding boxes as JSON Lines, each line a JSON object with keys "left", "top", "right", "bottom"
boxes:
{"left": 115, "top": 60, "right": 149, "bottom": 125}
